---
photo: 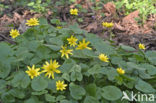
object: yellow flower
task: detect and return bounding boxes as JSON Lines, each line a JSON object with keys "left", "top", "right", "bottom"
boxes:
{"left": 102, "top": 22, "right": 113, "bottom": 28}
{"left": 70, "top": 8, "right": 78, "bottom": 15}
{"left": 42, "top": 59, "right": 61, "bottom": 79}
{"left": 67, "top": 35, "right": 78, "bottom": 47}
{"left": 76, "top": 39, "right": 92, "bottom": 50}
{"left": 56, "top": 80, "right": 67, "bottom": 91}
{"left": 25, "top": 65, "right": 40, "bottom": 79}
{"left": 56, "top": 26, "right": 62, "bottom": 29}
{"left": 117, "top": 68, "right": 125, "bottom": 75}
{"left": 10, "top": 29, "right": 20, "bottom": 38}
{"left": 26, "top": 18, "right": 39, "bottom": 26}
{"left": 138, "top": 43, "right": 145, "bottom": 50}
{"left": 99, "top": 54, "right": 109, "bottom": 62}
{"left": 60, "top": 46, "right": 73, "bottom": 59}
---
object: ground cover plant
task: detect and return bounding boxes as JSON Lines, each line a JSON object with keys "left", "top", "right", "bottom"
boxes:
{"left": 0, "top": 0, "right": 156, "bottom": 103}
{"left": 0, "top": 17, "right": 156, "bottom": 103}
{"left": 115, "top": 0, "right": 156, "bottom": 23}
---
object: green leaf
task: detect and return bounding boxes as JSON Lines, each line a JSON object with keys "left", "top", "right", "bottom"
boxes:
{"left": 59, "top": 100, "right": 72, "bottom": 103}
{"left": 27, "top": 2, "right": 34, "bottom": 6}
{"left": 86, "top": 33, "right": 116, "bottom": 55}
{"left": 1, "top": 92, "right": 15, "bottom": 103}
{"left": 135, "top": 79, "right": 155, "bottom": 93}
{"left": 60, "top": 59, "right": 76, "bottom": 73}
{"left": 62, "top": 73, "right": 70, "bottom": 82}
{"left": 145, "top": 51, "right": 156, "bottom": 65}
{"left": 0, "top": 80, "right": 6, "bottom": 90}
{"left": 47, "top": 79, "right": 56, "bottom": 91}
{"left": 88, "top": 64, "right": 102, "bottom": 75}
{"left": 56, "top": 95, "right": 66, "bottom": 102}
{"left": 32, "top": 90, "right": 48, "bottom": 95}
{"left": 105, "top": 67, "right": 118, "bottom": 81}
{"left": 24, "top": 96, "right": 41, "bottom": 103}
{"left": 111, "top": 56, "right": 123, "bottom": 65}
{"left": 70, "top": 65, "right": 83, "bottom": 81}
{"left": 58, "top": 28, "right": 71, "bottom": 35}
{"left": 30, "top": 56, "right": 42, "bottom": 65}
{"left": 25, "top": 40, "right": 41, "bottom": 52}
{"left": 0, "top": 62, "right": 11, "bottom": 78}
{"left": 31, "top": 76, "right": 48, "bottom": 91}
{"left": 102, "top": 86, "right": 122, "bottom": 101}
{"left": 83, "top": 96, "right": 99, "bottom": 103}
{"left": 48, "top": 37, "right": 63, "bottom": 46}
{"left": 69, "top": 83, "right": 86, "bottom": 100}
{"left": 127, "top": 62, "right": 146, "bottom": 70}
{"left": 72, "top": 65, "right": 81, "bottom": 73}
{"left": 70, "top": 0, "right": 76, "bottom": 3}
{"left": 9, "top": 88, "right": 25, "bottom": 99}
{"left": 45, "top": 94, "right": 56, "bottom": 102}
{"left": 21, "top": 74, "right": 31, "bottom": 88}
{"left": 123, "top": 80, "right": 135, "bottom": 89}
{"left": 139, "top": 64, "right": 156, "bottom": 75}
{"left": 15, "top": 47, "right": 31, "bottom": 61}
{"left": 70, "top": 71, "right": 83, "bottom": 81}
{"left": 0, "top": 43, "right": 14, "bottom": 78}
{"left": 133, "top": 54, "right": 145, "bottom": 62}
{"left": 60, "top": 100, "right": 72, "bottom": 103}
{"left": 120, "top": 44, "right": 136, "bottom": 51}
{"left": 36, "top": 45, "right": 51, "bottom": 59}
{"left": 50, "top": 19, "right": 60, "bottom": 25}
{"left": 138, "top": 70, "right": 152, "bottom": 79}
{"left": 11, "top": 71, "right": 24, "bottom": 87}
{"left": 39, "top": 18, "right": 48, "bottom": 25}
{"left": 45, "top": 44, "right": 61, "bottom": 51}
{"left": 11, "top": 71, "right": 30, "bottom": 88}
{"left": 73, "top": 50, "right": 95, "bottom": 59}
{"left": 82, "top": 49, "right": 96, "bottom": 58}
{"left": 69, "top": 24, "right": 86, "bottom": 34}
{"left": 0, "top": 42, "right": 14, "bottom": 59}
{"left": 85, "top": 83, "right": 96, "bottom": 97}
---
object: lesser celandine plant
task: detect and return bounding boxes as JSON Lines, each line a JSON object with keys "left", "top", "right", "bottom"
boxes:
{"left": 70, "top": 8, "right": 78, "bottom": 16}
{"left": 0, "top": 18, "right": 156, "bottom": 103}
{"left": 9, "top": 29, "right": 20, "bottom": 39}
{"left": 102, "top": 22, "right": 115, "bottom": 40}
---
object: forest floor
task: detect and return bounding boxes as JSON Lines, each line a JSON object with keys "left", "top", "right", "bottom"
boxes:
{"left": 0, "top": 1, "right": 156, "bottom": 50}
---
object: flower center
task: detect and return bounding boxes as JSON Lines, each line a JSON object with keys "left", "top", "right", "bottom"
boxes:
{"left": 82, "top": 44, "right": 87, "bottom": 49}
{"left": 12, "top": 32, "right": 17, "bottom": 36}
{"left": 31, "top": 21, "right": 35, "bottom": 24}
{"left": 58, "top": 84, "right": 63, "bottom": 88}
{"left": 30, "top": 70, "right": 36, "bottom": 76}
{"left": 49, "top": 65, "right": 57, "bottom": 71}
{"left": 62, "top": 49, "right": 68, "bottom": 54}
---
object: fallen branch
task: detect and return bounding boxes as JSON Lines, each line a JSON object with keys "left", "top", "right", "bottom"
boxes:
{"left": 0, "top": 34, "right": 16, "bottom": 44}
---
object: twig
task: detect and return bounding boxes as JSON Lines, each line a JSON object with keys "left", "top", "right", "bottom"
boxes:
{"left": 0, "top": 34, "right": 16, "bottom": 44}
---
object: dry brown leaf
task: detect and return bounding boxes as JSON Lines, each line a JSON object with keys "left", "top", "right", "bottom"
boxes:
{"left": 13, "top": 12, "right": 23, "bottom": 24}
{"left": 0, "top": 15, "right": 13, "bottom": 32}
{"left": 103, "top": 2, "right": 116, "bottom": 16}
{"left": 121, "top": 10, "right": 140, "bottom": 35}
{"left": 114, "top": 23, "right": 125, "bottom": 31}
{"left": 122, "top": 10, "right": 139, "bottom": 24}
{"left": 85, "top": 22, "right": 98, "bottom": 32}
{"left": 22, "top": 10, "right": 33, "bottom": 19}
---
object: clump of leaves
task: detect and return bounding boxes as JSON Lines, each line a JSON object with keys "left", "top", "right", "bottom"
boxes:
{"left": 0, "top": 18, "right": 156, "bottom": 103}
{"left": 115, "top": 0, "right": 156, "bottom": 23}
{"left": 27, "top": 0, "right": 51, "bottom": 13}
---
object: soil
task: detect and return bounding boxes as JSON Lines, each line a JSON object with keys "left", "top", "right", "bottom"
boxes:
{"left": 0, "top": 1, "right": 156, "bottom": 50}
